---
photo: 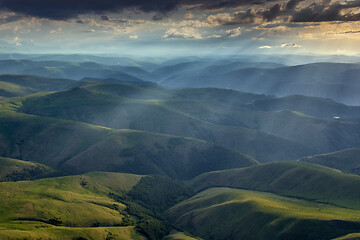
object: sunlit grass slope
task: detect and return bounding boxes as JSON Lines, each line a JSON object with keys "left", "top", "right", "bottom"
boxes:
{"left": 0, "top": 172, "right": 145, "bottom": 239}
{"left": 0, "top": 226, "right": 144, "bottom": 240}
{"left": 189, "top": 161, "right": 360, "bottom": 209}
{"left": 333, "top": 233, "right": 360, "bottom": 240}
{"left": 164, "top": 231, "right": 203, "bottom": 240}
{"left": 0, "top": 157, "right": 58, "bottom": 181}
{"left": 300, "top": 148, "right": 360, "bottom": 175}
{"left": 166, "top": 188, "right": 360, "bottom": 240}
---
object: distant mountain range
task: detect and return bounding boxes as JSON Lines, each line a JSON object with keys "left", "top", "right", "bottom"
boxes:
{"left": 0, "top": 57, "right": 359, "bottom": 105}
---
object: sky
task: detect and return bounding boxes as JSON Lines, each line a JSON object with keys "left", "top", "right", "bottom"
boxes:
{"left": 0, "top": 0, "right": 359, "bottom": 56}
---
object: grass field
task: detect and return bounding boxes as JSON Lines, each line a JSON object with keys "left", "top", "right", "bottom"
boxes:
{"left": 164, "top": 231, "right": 203, "bottom": 240}
{"left": 189, "top": 161, "right": 360, "bottom": 209}
{"left": 300, "top": 148, "right": 360, "bottom": 175}
{"left": 0, "top": 172, "right": 146, "bottom": 239}
{"left": 167, "top": 187, "right": 360, "bottom": 240}
{"left": 0, "top": 157, "right": 57, "bottom": 181}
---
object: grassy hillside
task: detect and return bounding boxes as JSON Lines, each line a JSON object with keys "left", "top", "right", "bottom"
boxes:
{"left": 0, "top": 172, "right": 146, "bottom": 239}
{"left": 16, "top": 81, "right": 360, "bottom": 154}
{"left": 12, "top": 82, "right": 315, "bottom": 162}
{"left": 300, "top": 148, "right": 360, "bottom": 175}
{"left": 164, "top": 231, "right": 203, "bottom": 240}
{"left": 333, "top": 233, "right": 360, "bottom": 240}
{"left": 250, "top": 94, "right": 360, "bottom": 119}
{"left": 0, "top": 111, "right": 255, "bottom": 179}
{"left": 0, "top": 74, "right": 74, "bottom": 99}
{"left": 0, "top": 226, "right": 145, "bottom": 240}
{"left": 161, "top": 98, "right": 360, "bottom": 153}
{"left": 166, "top": 188, "right": 360, "bottom": 240}
{"left": 189, "top": 162, "right": 360, "bottom": 209}
{"left": 0, "top": 172, "right": 198, "bottom": 240}
{"left": 0, "top": 59, "right": 152, "bottom": 82}
{"left": 0, "top": 157, "right": 58, "bottom": 182}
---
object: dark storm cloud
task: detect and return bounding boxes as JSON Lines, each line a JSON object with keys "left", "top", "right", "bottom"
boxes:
{"left": 210, "top": 0, "right": 360, "bottom": 25}
{"left": 285, "top": 0, "right": 303, "bottom": 11}
{"left": 233, "top": 10, "right": 257, "bottom": 24}
{"left": 185, "top": 0, "right": 276, "bottom": 10}
{"left": 0, "top": 0, "right": 181, "bottom": 20}
{"left": 0, "top": 0, "right": 278, "bottom": 20}
{"left": 152, "top": 14, "right": 164, "bottom": 21}
{"left": 262, "top": 3, "right": 281, "bottom": 21}
{"left": 101, "top": 15, "right": 110, "bottom": 21}
{"left": 292, "top": 0, "right": 360, "bottom": 22}
{"left": 1, "top": 0, "right": 359, "bottom": 23}
{"left": 0, "top": 14, "right": 23, "bottom": 25}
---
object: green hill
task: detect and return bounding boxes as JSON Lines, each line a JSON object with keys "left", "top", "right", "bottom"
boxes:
{"left": 161, "top": 98, "right": 360, "bottom": 153}
{"left": 0, "top": 172, "right": 145, "bottom": 239}
{"left": 300, "top": 148, "right": 360, "bottom": 175}
{"left": 333, "top": 233, "right": 360, "bottom": 240}
{"left": 16, "top": 81, "right": 360, "bottom": 155}
{"left": 0, "top": 59, "right": 150, "bottom": 82}
{"left": 12, "top": 82, "right": 315, "bottom": 162}
{"left": 189, "top": 162, "right": 360, "bottom": 209}
{"left": 0, "top": 157, "right": 58, "bottom": 182}
{"left": 164, "top": 231, "right": 202, "bottom": 240}
{"left": 0, "top": 172, "right": 196, "bottom": 240}
{"left": 250, "top": 94, "right": 360, "bottom": 119}
{"left": 0, "top": 111, "right": 256, "bottom": 179}
{"left": 0, "top": 74, "right": 74, "bottom": 99}
{"left": 166, "top": 187, "right": 360, "bottom": 240}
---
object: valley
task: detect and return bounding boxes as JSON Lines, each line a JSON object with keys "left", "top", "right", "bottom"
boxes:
{"left": 0, "top": 55, "right": 359, "bottom": 239}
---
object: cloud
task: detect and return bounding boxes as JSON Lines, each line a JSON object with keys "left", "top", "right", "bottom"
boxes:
{"left": 0, "top": 0, "right": 280, "bottom": 20}
{"left": 129, "top": 35, "right": 139, "bottom": 39}
{"left": 163, "top": 27, "right": 202, "bottom": 39}
{"left": 101, "top": 15, "right": 110, "bottom": 21}
{"left": 291, "top": 0, "right": 360, "bottom": 22}
{"left": 152, "top": 14, "right": 164, "bottom": 21}
{"left": 226, "top": 27, "right": 241, "bottom": 37}
{"left": 0, "top": 13, "right": 23, "bottom": 25}
{"left": 341, "top": 30, "right": 360, "bottom": 34}
{"left": 281, "top": 43, "right": 301, "bottom": 47}
{"left": 185, "top": 0, "right": 277, "bottom": 11}
{"left": 259, "top": 45, "right": 272, "bottom": 48}
{"left": 262, "top": 4, "right": 281, "bottom": 22}
{"left": 83, "top": 29, "right": 96, "bottom": 33}
{"left": 185, "top": 12, "right": 195, "bottom": 19}
{"left": 0, "top": 0, "right": 181, "bottom": 20}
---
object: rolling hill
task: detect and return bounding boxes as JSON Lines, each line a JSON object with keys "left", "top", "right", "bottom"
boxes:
{"left": 189, "top": 161, "right": 360, "bottom": 209}
{"left": 1, "top": 55, "right": 360, "bottom": 239}
{"left": 300, "top": 148, "right": 360, "bottom": 175}
{"left": 0, "top": 172, "right": 197, "bottom": 240}
{"left": 166, "top": 162, "right": 360, "bottom": 240}
{"left": 0, "top": 111, "right": 256, "bottom": 179}
{"left": 11, "top": 81, "right": 316, "bottom": 162}
{"left": 0, "top": 59, "right": 151, "bottom": 82}
{"left": 250, "top": 94, "right": 360, "bottom": 119}
{"left": 166, "top": 187, "right": 360, "bottom": 240}
{"left": 0, "top": 172, "right": 144, "bottom": 239}
{"left": 14, "top": 80, "right": 360, "bottom": 155}
{"left": 0, "top": 74, "right": 74, "bottom": 99}
{"left": 0, "top": 157, "right": 58, "bottom": 182}
{"left": 160, "top": 62, "right": 360, "bottom": 106}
